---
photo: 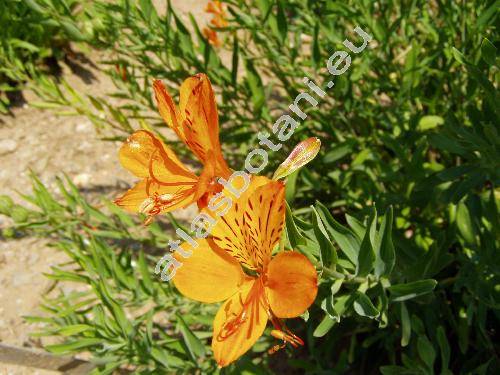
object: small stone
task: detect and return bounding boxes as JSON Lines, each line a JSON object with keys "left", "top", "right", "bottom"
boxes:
{"left": 12, "top": 274, "right": 31, "bottom": 287}
{"left": 73, "top": 173, "right": 92, "bottom": 187}
{"left": 76, "top": 121, "right": 92, "bottom": 133}
{"left": 0, "top": 139, "right": 18, "bottom": 155}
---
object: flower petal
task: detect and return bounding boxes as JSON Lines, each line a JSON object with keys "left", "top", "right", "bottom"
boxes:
{"left": 153, "top": 76, "right": 230, "bottom": 178}
{"left": 118, "top": 130, "right": 196, "bottom": 183}
{"left": 179, "top": 74, "right": 230, "bottom": 177}
{"left": 265, "top": 251, "right": 318, "bottom": 318}
{"left": 114, "top": 179, "right": 196, "bottom": 214}
{"left": 212, "top": 278, "right": 268, "bottom": 367}
{"left": 172, "top": 239, "right": 245, "bottom": 303}
{"left": 152, "top": 81, "right": 184, "bottom": 141}
{"left": 211, "top": 176, "right": 285, "bottom": 271}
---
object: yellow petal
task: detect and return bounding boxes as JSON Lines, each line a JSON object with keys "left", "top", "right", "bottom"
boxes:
{"left": 211, "top": 176, "right": 285, "bottom": 271}
{"left": 118, "top": 130, "right": 196, "bottom": 183}
{"left": 272, "top": 137, "right": 321, "bottom": 180}
{"left": 265, "top": 251, "right": 318, "bottom": 318}
{"left": 114, "top": 180, "right": 149, "bottom": 212}
{"left": 172, "top": 239, "right": 245, "bottom": 303}
{"left": 114, "top": 179, "right": 196, "bottom": 215}
{"left": 212, "top": 278, "right": 268, "bottom": 367}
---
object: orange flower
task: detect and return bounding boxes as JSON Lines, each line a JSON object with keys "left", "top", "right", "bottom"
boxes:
{"left": 172, "top": 176, "right": 318, "bottom": 367}
{"left": 203, "top": 1, "right": 228, "bottom": 47}
{"left": 202, "top": 27, "right": 222, "bottom": 47}
{"left": 115, "top": 74, "right": 231, "bottom": 221}
{"left": 205, "top": 1, "right": 228, "bottom": 28}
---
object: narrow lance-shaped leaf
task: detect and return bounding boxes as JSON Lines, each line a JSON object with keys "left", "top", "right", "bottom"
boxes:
{"left": 436, "top": 326, "right": 451, "bottom": 374}
{"left": 285, "top": 201, "right": 306, "bottom": 248}
{"left": 312, "top": 206, "right": 338, "bottom": 269}
{"left": 400, "top": 302, "right": 411, "bottom": 347}
{"left": 356, "top": 207, "right": 376, "bottom": 277}
{"left": 313, "top": 315, "right": 335, "bottom": 338}
{"left": 273, "top": 137, "right": 321, "bottom": 180}
{"left": 388, "top": 279, "right": 437, "bottom": 302}
{"left": 176, "top": 313, "right": 206, "bottom": 361}
{"left": 315, "top": 201, "right": 360, "bottom": 266}
{"left": 353, "top": 291, "right": 380, "bottom": 319}
{"left": 374, "top": 206, "right": 395, "bottom": 277}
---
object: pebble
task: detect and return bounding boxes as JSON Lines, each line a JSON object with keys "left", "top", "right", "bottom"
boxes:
{"left": 76, "top": 121, "right": 92, "bottom": 133}
{"left": 73, "top": 172, "right": 92, "bottom": 186}
{"left": 12, "top": 274, "right": 31, "bottom": 287}
{"left": 0, "top": 139, "right": 18, "bottom": 155}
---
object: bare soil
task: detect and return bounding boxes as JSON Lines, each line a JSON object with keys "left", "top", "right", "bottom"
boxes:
{"left": 0, "top": 1, "right": 209, "bottom": 373}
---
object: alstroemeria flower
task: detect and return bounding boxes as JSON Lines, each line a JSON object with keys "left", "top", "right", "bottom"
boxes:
{"left": 202, "top": 27, "right": 222, "bottom": 47}
{"left": 202, "top": 1, "right": 228, "bottom": 47}
{"left": 206, "top": 1, "right": 228, "bottom": 28}
{"left": 172, "top": 176, "right": 318, "bottom": 367}
{"left": 115, "top": 74, "right": 231, "bottom": 221}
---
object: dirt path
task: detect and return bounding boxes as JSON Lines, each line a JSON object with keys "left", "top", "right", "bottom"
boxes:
{"left": 0, "top": 1, "right": 209, "bottom": 373}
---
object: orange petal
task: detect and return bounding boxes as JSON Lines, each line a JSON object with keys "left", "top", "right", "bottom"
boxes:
{"left": 118, "top": 130, "right": 196, "bottom": 183}
{"left": 114, "top": 180, "right": 149, "bottom": 212}
{"left": 152, "top": 81, "right": 184, "bottom": 141}
{"left": 115, "top": 178, "right": 196, "bottom": 215}
{"left": 265, "top": 251, "right": 318, "bottom": 318}
{"left": 211, "top": 176, "right": 285, "bottom": 271}
{"left": 272, "top": 137, "right": 321, "bottom": 180}
{"left": 178, "top": 74, "right": 230, "bottom": 177}
{"left": 212, "top": 278, "right": 268, "bottom": 367}
{"left": 172, "top": 239, "right": 245, "bottom": 303}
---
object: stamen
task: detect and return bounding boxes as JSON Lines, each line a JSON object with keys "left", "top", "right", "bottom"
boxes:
{"left": 139, "top": 197, "right": 155, "bottom": 214}
{"left": 217, "top": 281, "right": 263, "bottom": 342}
{"left": 267, "top": 311, "right": 304, "bottom": 354}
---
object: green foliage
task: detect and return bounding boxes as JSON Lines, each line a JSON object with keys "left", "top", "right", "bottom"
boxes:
{"left": 1, "top": 0, "right": 499, "bottom": 373}
{"left": 0, "top": 0, "right": 92, "bottom": 112}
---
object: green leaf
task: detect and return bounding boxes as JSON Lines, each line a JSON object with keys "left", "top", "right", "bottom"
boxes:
{"left": 231, "top": 36, "right": 239, "bottom": 86}
{"left": 276, "top": 0, "right": 288, "bottom": 43}
{"left": 353, "top": 292, "right": 380, "bottom": 319}
{"left": 312, "top": 206, "right": 338, "bottom": 268}
{"left": 345, "top": 214, "right": 365, "bottom": 239}
{"left": 418, "top": 115, "right": 444, "bottom": 131}
{"left": 285, "top": 202, "right": 306, "bottom": 248}
{"left": 311, "top": 22, "right": 321, "bottom": 67}
{"left": 436, "top": 326, "right": 451, "bottom": 374}
{"left": 285, "top": 169, "right": 299, "bottom": 202}
{"left": 400, "top": 302, "right": 411, "bottom": 347}
{"left": 481, "top": 38, "right": 497, "bottom": 65}
{"left": 374, "top": 206, "right": 395, "bottom": 277}
{"left": 57, "top": 324, "right": 94, "bottom": 336}
{"left": 323, "top": 140, "right": 355, "bottom": 163}
{"left": 456, "top": 201, "right": 476, "bottom": 245}
{"left": 138, "top": 251, "right": 154, "bottom": 295}
{"left": 313, "top": 315, "right": 335, "bottom": 337}
{"left": 389, "top": 279, "right": 437, "bottom": 302}
{"left": 315, "top": 201, "right": 360, "bottom": 266}
{"left": 417, "top": 336, "right": 436, "bottom": 370}
{"left": 59, "top": 20, "right": 86, "bottom": 41}
{"left": 151, "top": 347, "right": 170, "bottom": 368}
{"left": 380, "top": 366, "right": 418, "bottom": 375}
{"left": 176, "top": 313, "right": 206, "bottom": 361}
{"left": 46, "top": 338, "right": 102, "bottom": 354}
{"left": 244, "top": 59, "right": 265, "bottom": 112}
{"left": 356, "top": 207, "right": 376, "bottom": 277}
